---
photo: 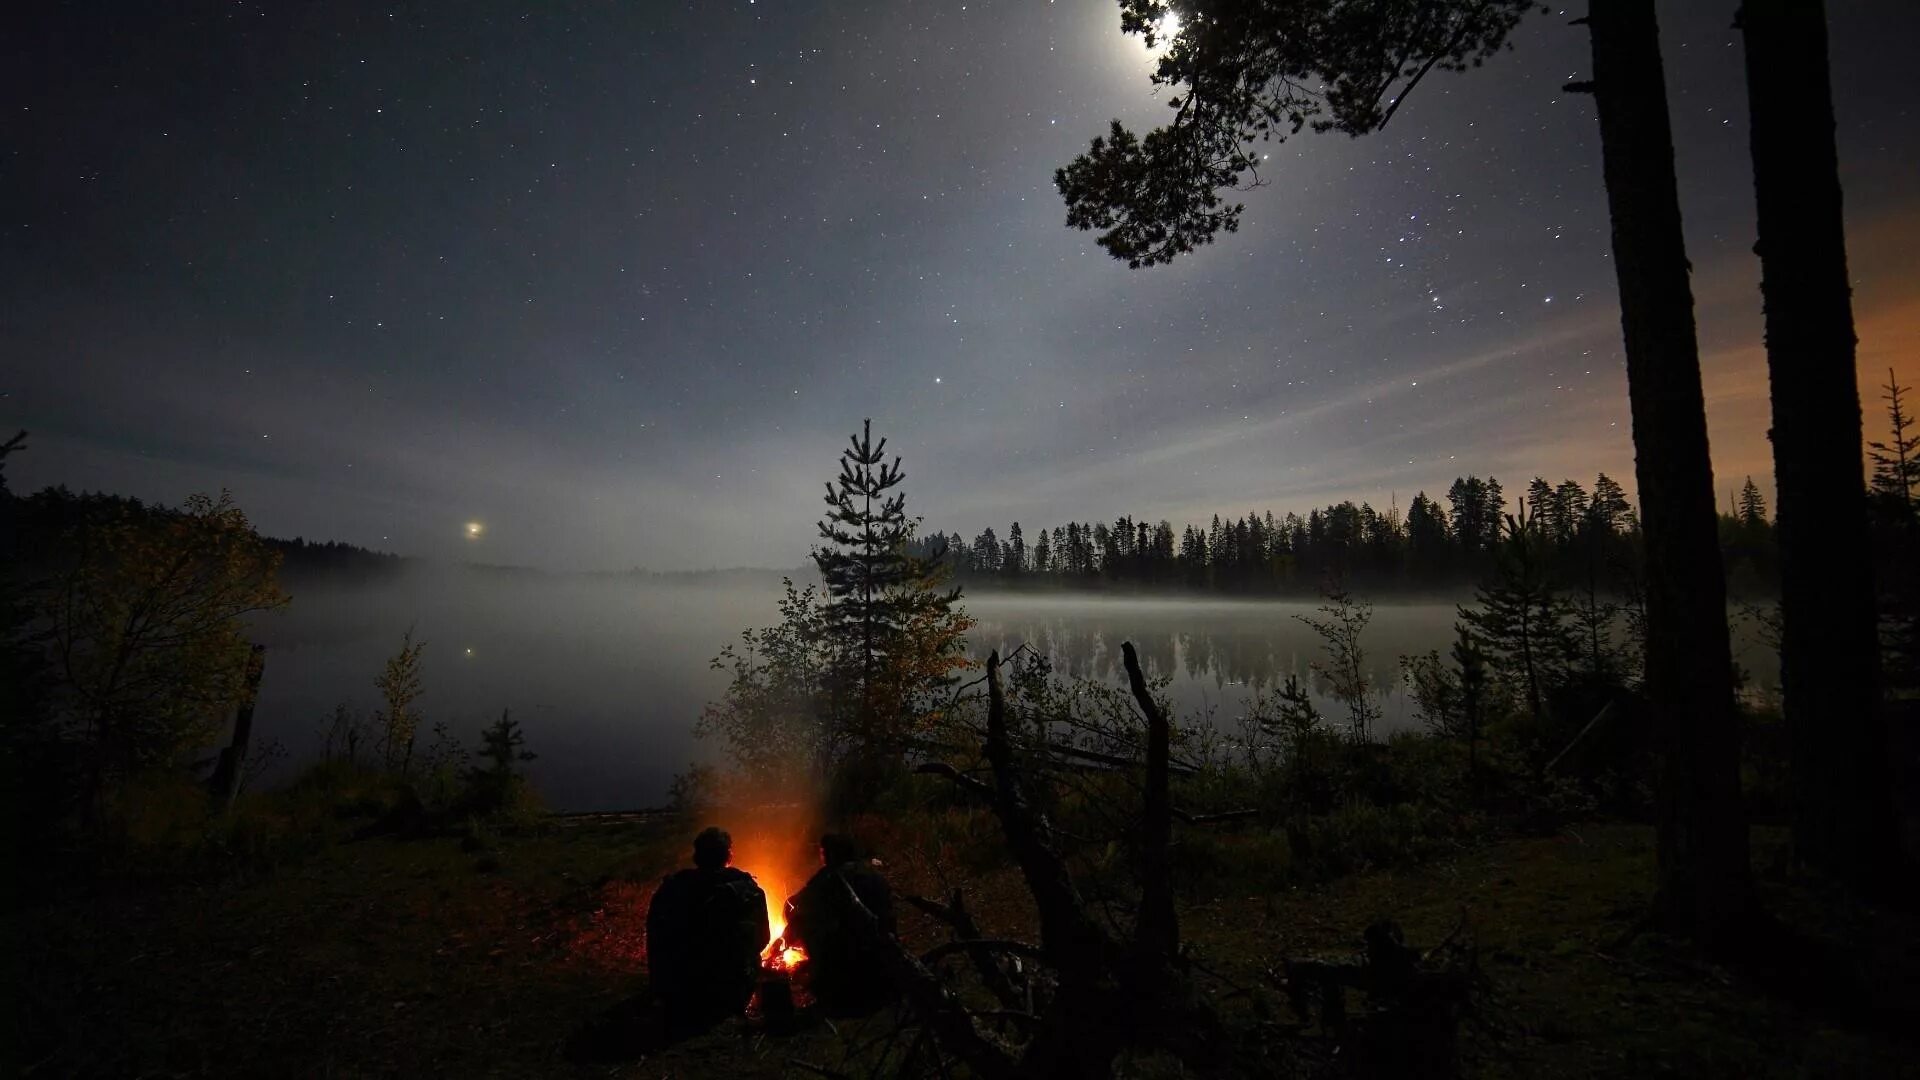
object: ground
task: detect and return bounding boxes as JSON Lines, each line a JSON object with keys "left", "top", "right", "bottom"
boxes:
{"left": 7, "top": 817, "right": 1916, "bottom": 1077}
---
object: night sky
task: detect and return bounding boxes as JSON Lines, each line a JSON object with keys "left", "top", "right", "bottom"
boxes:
{"left": 5, "top": 1, "right": 1916, "bottom": 571}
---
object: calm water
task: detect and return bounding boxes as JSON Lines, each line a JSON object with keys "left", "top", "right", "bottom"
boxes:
{"left": 247, "top": 570, "right": 1777, "bottom": 810}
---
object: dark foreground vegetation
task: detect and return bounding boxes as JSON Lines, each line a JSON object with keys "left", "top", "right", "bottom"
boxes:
{"left": 8, "top": 801, "right": 1919, "bottom": 1077}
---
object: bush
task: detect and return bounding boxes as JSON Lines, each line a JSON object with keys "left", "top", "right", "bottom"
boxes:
{"left": 666, "top": 763, "right": 722, "bottom": 813}
{"left": 1170, "top": 827, "right": 1294, "bottom": 899}
{"left": 824, "top": 751, "right": 913, "bottom": 819}
{"left": 1296, "top": 798, "right": 1451, "bottom": 879}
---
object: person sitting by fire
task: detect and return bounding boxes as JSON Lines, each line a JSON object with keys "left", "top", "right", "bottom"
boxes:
{"left": 781, "top": 832, "right": 898, "bottom": 1015}
{"left": 644, "top": 826, "right": 771, "bottom": 1038}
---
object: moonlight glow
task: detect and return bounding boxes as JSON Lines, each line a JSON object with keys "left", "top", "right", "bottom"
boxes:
{"left": 465, "top": 521, "right": 485, "bottom": 540}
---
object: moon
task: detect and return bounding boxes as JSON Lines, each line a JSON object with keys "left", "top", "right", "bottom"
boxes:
{"left": 1127, "top": 8, "right": 1182, "bottom": 60}
{"left": 465, "top": 521, "right": 485, "bottom": 540}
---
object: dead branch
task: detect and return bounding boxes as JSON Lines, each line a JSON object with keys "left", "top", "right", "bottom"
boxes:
{"left": 918, "top": 939, "right": 1048, "bottom": 966}
{"left": 913, "top": 761, "right": 995, "bottom": 798}
{"left": 1123, "top": 641, "right": 1177, "bottom": 966}
{"left": 1170, "top": 807, "right": 1261, "bottom": 825}
{"left": 904, "top": 890, "right": 1025, "bottom": 1009}
{"left": 1543, "top": 699, "right": 1617, "bottom": 774}
{"left": 1035, "top": 741, "right": 1201, "bottom": 776}
{"left": 984, "top": 650, "right": 1113, "bottom": 975}
{"left": 787, "top": 1059, "right": 854, "bottom": 1080}
{"left": 836, "top": 874, "right": 1016, "bottom": 1080}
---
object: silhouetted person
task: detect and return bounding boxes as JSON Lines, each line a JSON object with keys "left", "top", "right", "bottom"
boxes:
{"left": 644, "top": 826, "right": 771, "bottom": 1039}
{"left": 783, "top": 832, "right": 897, "bottom": 1015}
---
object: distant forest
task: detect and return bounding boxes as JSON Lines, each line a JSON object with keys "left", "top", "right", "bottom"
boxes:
{"left": 7, "top": 486, "right": 406, "bottom": 585}
{"left": 12, "top": 474, "right": 1787, "bottom": 600}
{"left": 926, "top": 473, "right": 1782, "bottom": 597}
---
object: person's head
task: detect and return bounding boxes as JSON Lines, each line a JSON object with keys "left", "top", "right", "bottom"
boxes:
{"left": 819, "top": 832, "right": 857, "bottom": 867}
{"left": 693, "top": 826, "right": 732, "bottom": 870}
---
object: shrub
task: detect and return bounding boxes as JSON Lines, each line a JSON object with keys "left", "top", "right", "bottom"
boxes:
{"left": 666, "top": 763, "right": 722, "bottom": 813}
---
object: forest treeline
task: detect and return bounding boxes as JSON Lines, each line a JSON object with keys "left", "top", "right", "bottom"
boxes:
{"left": 3, "top": 484, "right": 406, "bottom": 585}
{"left": 927, "top": 472, "right": 1783, "bottom": 597}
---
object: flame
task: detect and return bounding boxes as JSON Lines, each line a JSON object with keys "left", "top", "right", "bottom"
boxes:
{"left": 762, "top": 882, "right": 807, "bottom": 971}
{"left": 715, "top": 814, "right": 819, "bottom": 972}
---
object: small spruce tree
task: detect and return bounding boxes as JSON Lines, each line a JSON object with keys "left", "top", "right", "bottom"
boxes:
{"left": 375, "top": 630, "right": 426, "bottom": 773}
{"left": 1870, "top": 370, "right": 1919, "bottom": 515}
{"left": 1458, "top": 509, "right": 1579, "bottom": 732}
{"left": 812, "top": 420, "right": 966, "bottom": 762}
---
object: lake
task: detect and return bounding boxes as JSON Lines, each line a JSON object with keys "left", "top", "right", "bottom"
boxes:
{"left": 248, "top": 569, "right": 1778, "bottom": 810}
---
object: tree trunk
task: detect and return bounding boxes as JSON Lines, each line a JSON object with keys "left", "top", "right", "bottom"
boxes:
{"left": 208, "top": 644, "right": 267, "bottom": 811}
{"left": 1582, "top": 0, "right": 1752, "bottom": 943}
{"left": 1737, "top": 0, "right": 1897, "bottom": 893}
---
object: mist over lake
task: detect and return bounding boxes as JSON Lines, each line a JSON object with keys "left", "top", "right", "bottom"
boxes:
{"left": 244, "top": 567, "right": 1783, "bottom": 811}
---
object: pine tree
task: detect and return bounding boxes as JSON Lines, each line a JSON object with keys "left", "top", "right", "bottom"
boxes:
{"left": 1553, "top": 480, "right": 1590, "bottom": 545}
{"left": 1527, "top": 478, "right": 1556, "bottom": 536}
{"left": 1588, "top": 473, "right": 1635, "bottom": 535}
{"left": 813, "top": 420, "right": 959, "bottom": 728}
{"left": 972, "top": 527, "right": 1002, "bottom": 574}
{"left": 1406, "top": 492, "right": 1449, "bottom": 582}
{"left": 1870, "top": 370, "right": 1919, "bottom": 514}
{"left": 1583, "top": 0, "right": 1752, "bottom": 937}
{"left": 1458, "top": 509, "right": 1578, "bottom": 732}
{"left": 1007, "top": 522, "right": 1026, "bottom": 577}
{"left": 1737, "top": 477, "right": 1768, "bottom": 527}
{"left": 464, "top": 708, "right": 537, "bottom": 815}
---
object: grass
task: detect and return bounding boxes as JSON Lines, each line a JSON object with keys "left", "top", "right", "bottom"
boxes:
{"left": 6, "top": 813, "right": 1916, "bottom": 1077}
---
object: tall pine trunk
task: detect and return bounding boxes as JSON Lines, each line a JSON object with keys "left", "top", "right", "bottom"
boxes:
{"left": 1582, "top": 0, "right": 1752, "bottom": 943}
{"left": 1737, "top": 0, "right": 1896, "bottom": 892}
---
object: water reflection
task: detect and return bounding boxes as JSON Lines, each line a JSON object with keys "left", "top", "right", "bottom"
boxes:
{"left": 249, "top": 576, "right": 1774, "bottom": 810}
{"left": 965, "top": 595, "right": 1460, "bottom": 732}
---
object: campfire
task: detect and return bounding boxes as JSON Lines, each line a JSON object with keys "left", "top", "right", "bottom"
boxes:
{"left": 726, "top": 820, "right": 817, "bottom": 975}
{"left": 732, "top": 824, "right": 816, "bottom": 1033}
{"left": 761, "top": 892, "right": 807, "bottom": 972}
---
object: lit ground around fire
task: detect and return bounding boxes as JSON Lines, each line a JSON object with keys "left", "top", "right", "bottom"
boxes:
{"left": 8, "top": 818, "right": 1916, "bottom": 1077}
